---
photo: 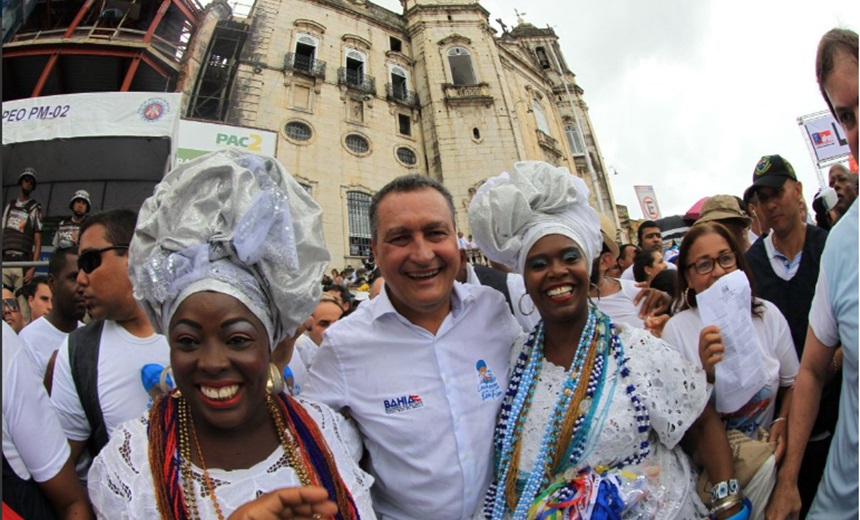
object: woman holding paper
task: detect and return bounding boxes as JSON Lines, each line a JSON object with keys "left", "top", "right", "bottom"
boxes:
{"left": 662, "top": 222, "right": 799, "bottom": 511}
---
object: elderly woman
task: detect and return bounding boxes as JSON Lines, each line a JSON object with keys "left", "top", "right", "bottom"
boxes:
{"left": 469, "top": 162, "right": 745, "bottom": 520}
{"left": 88, "top": 150, "right": 374, "bottom": 519}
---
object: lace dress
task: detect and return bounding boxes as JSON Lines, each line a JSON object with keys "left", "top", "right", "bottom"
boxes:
{"left": 510, "top": 327, "right": 710, "bottom": 519}
{"left": 88, "top": 397, "right": 375, "bottom": 519}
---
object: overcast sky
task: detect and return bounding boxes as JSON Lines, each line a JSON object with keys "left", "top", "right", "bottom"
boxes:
{"left": 227, "top": 0, "right": 857, "bottom": 218}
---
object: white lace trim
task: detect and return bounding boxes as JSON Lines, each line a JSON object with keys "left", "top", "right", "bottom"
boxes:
{"left": 514, "top": 328, "right": 708, "bottom": 519}
{"left": 88, "top": 397, "right": 375, "bottom": 519}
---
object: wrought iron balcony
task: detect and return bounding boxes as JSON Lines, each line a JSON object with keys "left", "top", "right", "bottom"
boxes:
{"left": 385, "top": 83, "right": 420, "bottom": 107}
{"left": 284, "top": 53, "right": 326, "bottom": 78}
{"left": 337, "top": 68, "right": 376, "bottom": 95}
{"left": 536, "top": 129, "right": 562, "bottom": 159}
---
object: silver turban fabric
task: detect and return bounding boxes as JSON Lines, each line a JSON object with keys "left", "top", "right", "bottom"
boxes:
{"left": 468, "top": 161, "right": 601, "bottom": 275}
{"left": 130, "top": 149, "right": 329, "bottom": 348}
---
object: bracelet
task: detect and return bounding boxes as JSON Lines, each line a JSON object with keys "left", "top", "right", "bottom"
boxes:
{"left": 771, "top": 417, "right": 786, "bottom": 426}
{"left": 724, "top": 496, "right": 752, "bottom": 520}
{"left": 710, "top": 495, "right": 742, "bottom": 518}
{"left": 710, "top": 478, "right": 740, "bottom": 505}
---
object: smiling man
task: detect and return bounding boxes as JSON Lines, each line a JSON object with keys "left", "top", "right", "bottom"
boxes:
{"left": 50, "top": 210, "right": 168, "bottom": 476}
{"left": 304, "top": 174, "right": 522, "bottom": 519}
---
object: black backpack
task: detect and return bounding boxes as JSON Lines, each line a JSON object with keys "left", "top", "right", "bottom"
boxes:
{"left": 67, "top": 319, "right": 108, "bottom": 458}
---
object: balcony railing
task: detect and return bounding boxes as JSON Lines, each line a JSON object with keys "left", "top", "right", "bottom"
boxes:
{"left": 337, "top": 68, "right": 376, "bottom": 95}
{"left": 385, "top": 83, "right": 419, "bottom": 107}
{"left": 442, "top": 82, "right": 493, "bottom": 106}
{"left": 284, "top": 53, "right": 326, "bottom": 78}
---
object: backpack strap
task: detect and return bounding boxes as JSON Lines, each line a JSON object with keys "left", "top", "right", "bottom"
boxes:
{"left": 68, "top": 319, "right": 107, "bottom": 458}
{"left": 473, "top": 264, "right": 513, "bottom": 314}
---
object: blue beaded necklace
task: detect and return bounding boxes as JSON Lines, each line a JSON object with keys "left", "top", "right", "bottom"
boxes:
{"left": 484, "top": 309, "right": 652, "bottom": 520}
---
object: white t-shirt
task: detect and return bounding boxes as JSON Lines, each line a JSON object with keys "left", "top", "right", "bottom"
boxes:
{"left": 2, "top": 322, "right": 70, "bottom": 482}
{"left": 19, "top": 317, "right": 83, "bottom": 378}
{"left": 662, "top": 300, "right": 798, "bottom": 437}
{"left": 294, "top": 333, "right": 318, "bottom": 368}
{"left": 620, "top": 259, "right": 677, "bottom": 281}
{"left": 304, "top": 282, "right": 524, "bottom": 520}
{"left": 763, "top": 232, "right": 802, "bottom": 281}
{"left": 593, "top": 278, "right": 645, "bottom": 330}
{"left": 51, "top": 320, "right": 170, "bottom": 442}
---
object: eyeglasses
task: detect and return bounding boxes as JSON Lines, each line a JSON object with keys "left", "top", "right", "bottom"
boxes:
{"left": 3, "top": 298, "right": 19, "bottom": 312}
{"left": 686, "top": 252, "right": 737, "bottom": 275}
{"left": 78, "top": 245, "right": 129, "bottom": 274}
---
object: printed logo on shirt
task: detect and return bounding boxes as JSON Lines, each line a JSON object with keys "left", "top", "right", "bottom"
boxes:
{"left": 476, "top": 359, "right": 503, "bottom": 401}
{"left": 384, "top": 394, "right": 424, "bottom": 414}
{"left": 720, "top": 385, "right": 772, "bottom": 437}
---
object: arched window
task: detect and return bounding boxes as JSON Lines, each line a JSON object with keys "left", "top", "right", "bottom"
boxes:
{"left": 532, "top": 100, "right": 550, "bottom": 135}
{"left": 293, "top": 33, "right": 319, "bottom": 71}
{"left": 346, "top": 191, "right": 372, "bottom": 257}
{"left": 345, "top": 49, "right": 366, "bottom": 85}
{"left": 447, "top": 47, "right": 476, "bottom": 86}
{"left": 564, "top": 123, "right": 586, "bottom": 156}
{"left": 389, "top": 65, "right": 408, "bottom": 100}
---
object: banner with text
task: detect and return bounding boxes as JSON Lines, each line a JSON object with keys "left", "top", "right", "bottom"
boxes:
{"left": 176, "top": 120, "right": 278, "bottom": 165}
{"left": 634, "top": 185, "right": 663, "bottom": 220}
{"left": 798, "top": 111, "right": 851, "bottom": 164}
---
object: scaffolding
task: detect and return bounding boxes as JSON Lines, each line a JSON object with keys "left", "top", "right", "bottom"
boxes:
{"left": 185, "top": 18, "right": 248, "bottom": 121}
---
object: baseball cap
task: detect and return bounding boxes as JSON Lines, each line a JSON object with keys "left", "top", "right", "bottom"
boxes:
{"left": 697, "top": 194, "right": 752, "bottom": 227}
{"left": 744, "top": 155, "right": 797, "bottom": 201}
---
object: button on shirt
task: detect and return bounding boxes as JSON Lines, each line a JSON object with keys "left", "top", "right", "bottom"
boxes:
{"left": 303, "top": 282, "right": 523, "bottom": 520}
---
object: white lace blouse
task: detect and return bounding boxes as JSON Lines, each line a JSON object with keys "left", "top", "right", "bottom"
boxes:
{"left": 88, "top": 397, "right": 375, "bottom": 519}
{"left": 514, "top": 327, "right": 710, "bottom": 519}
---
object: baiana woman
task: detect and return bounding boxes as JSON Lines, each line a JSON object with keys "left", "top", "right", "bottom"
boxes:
{"left": 468, "top": 161, "right": 746, "bottom": 520}
{"left": 88, "top": 150, "right": 374, "bottom": 518}
{"left": 662, "top": 221, "right": 798, "bottom": 511}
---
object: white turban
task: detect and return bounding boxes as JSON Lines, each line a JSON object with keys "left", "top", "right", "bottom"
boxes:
{"left": 468, "top": 161, "right": 601, "bottom": 275}
{"left": 130, "top": 149, "right": 329, "bottom": 348}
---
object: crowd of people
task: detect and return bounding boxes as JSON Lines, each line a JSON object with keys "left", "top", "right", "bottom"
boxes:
{"left": 1, "top": 26, "right": 857, "bottom": 520}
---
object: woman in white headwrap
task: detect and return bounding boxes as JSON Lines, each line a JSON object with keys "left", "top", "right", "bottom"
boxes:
{"left": 468, "top": 162, "right": 747, "bottom": 520}
{"left": 87, "top": 150, "right": 374, "bottom": 519}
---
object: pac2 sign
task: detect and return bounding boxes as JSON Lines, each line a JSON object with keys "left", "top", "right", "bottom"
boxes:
{"left": 215, "top": 132, "right": 263, "bottom": 151}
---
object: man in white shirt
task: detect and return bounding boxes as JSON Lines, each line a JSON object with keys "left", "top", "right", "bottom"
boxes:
{"left": 305, "top": 175, "right": 522, "bottom": 520}
{"left": 51, "top": 210, "right": 169, "bottom": 468}
{"left": 19, "top": 246, "right": 86, "bottom": 387}
{"left": 3, "top": 322, "right": 91, "bottom": 518}
{"left": 620, "top": 220, "right": 677, "bottom": 280}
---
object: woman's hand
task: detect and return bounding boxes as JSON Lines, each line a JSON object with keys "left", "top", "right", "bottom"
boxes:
{"left": 644, "top": 314, "right": 670, "bottom": 338}
{"left": 227, "top": 486, "right": 338, "bottom": 520}
{"left": 698, "top": 325, "right": 724, "bottom": 383}
{"left": 769, "top": 418, "right": 788, "bottom": 465}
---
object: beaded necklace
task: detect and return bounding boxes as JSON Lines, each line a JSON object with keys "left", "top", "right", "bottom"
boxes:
{"left": 484, "top": 309, "right": 652, "bottom": 520}
{"left": 177, "top": 395, "right": 311, "bottom": 520}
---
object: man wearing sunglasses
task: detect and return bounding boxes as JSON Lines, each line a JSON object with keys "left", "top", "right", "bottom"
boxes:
{"left": 50, "top": 210, "right": 169, "bottom": 475}
{"left": 744, "top": 154, "right": 836, "bottom": 518}
{"left": 3, "top": 287, "right": 25, "bottom": 334}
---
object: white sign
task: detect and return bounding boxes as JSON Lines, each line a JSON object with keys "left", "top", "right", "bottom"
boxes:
{"left": 176, "top": 119, "right": 278, "bottom": 165}
{"left": 634, "top": 185, "right": 662, "bottom": 220}
{"left": 799, "top": 111, "right": 851, "bottom": 164}
{"left": 2, "top": 91, "right": 181, "bottom": 145}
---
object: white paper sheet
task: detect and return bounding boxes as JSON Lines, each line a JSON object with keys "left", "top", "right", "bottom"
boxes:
{"left": 696, "top": 270, "right": 768, "bottom": 413}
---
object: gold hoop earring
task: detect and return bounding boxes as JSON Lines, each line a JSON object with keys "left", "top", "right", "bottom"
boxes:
{"left": 684, "top": 287, "right": 695, "bottom": 308}
{"left": 158, "top": 365, "right": 174, "bottom": 394}
{"left": 266, "top": 363, "right": 284, "bottom": 395}
{"left": 518, "top": 293, "right": 535, "bottom": 316}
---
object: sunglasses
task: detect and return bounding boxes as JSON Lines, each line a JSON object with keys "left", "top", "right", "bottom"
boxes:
{"left": 78, "top": 245, "right": 129, "bottom": 274}
{"left": 3, "top": 298, "right": 19, "bottom": 312}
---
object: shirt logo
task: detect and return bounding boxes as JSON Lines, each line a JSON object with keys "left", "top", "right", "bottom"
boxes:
{"left": 476, "top": 360, "right": 503, "bottom": 401}
{"left": 384, "top": 394, "right": 424, "bottom": 414}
